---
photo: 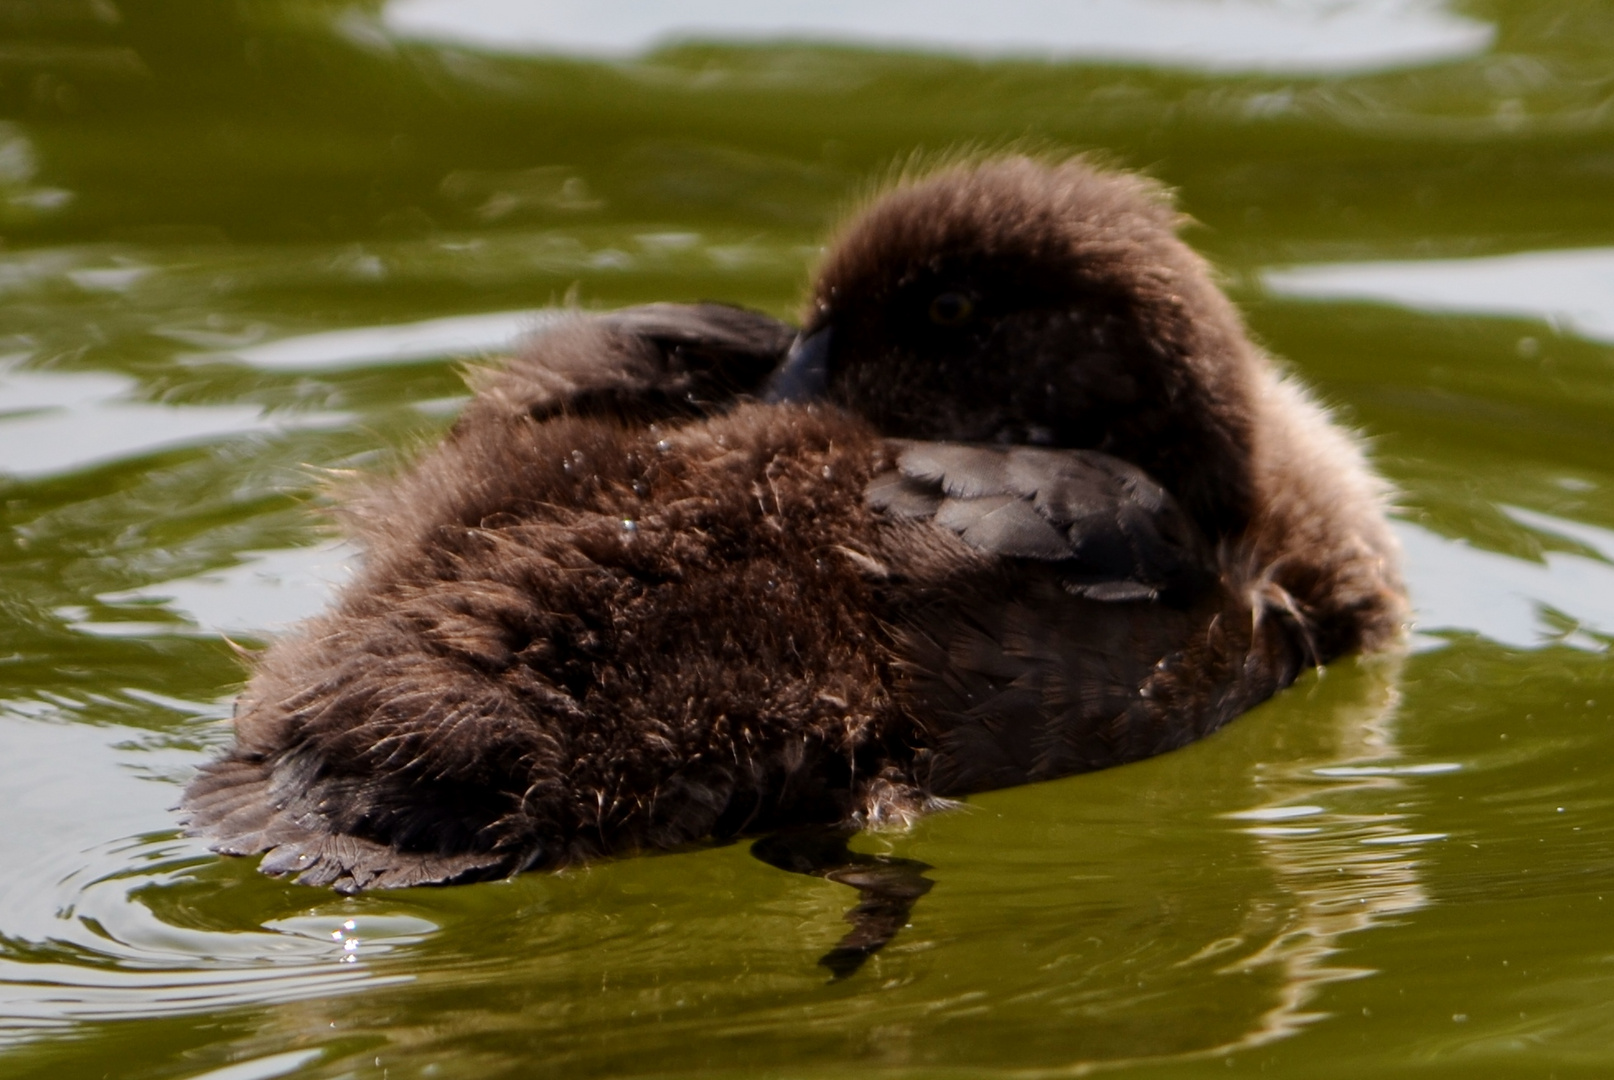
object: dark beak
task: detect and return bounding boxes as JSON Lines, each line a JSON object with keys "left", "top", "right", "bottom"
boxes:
{"left": 762, "top": 326, "right": 832, "bottom": 403}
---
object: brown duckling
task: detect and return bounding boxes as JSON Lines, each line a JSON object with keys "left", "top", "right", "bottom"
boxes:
{"left": 181, "top": 156, "right": 1405, "bottom": 898}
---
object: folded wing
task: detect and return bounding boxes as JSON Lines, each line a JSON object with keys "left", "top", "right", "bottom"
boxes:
{"left": 868, "top": 442, "right": 1299, "bottom": 795}
{"left": 868, "top": 441, "right": 1214, "bottom": 601}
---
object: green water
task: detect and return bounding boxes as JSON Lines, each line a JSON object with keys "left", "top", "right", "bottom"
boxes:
{"left": 5, "top": 2, "right": 1614, "bottom": 1076}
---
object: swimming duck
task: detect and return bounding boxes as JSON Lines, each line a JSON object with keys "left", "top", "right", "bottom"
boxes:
{"left": 180, "top": 156, "right": 1405, "bottom": 900}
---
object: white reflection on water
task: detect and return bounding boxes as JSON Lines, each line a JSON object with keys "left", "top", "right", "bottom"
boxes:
{"left": 85, "top": 544, "right": 356, "bottom": 638}
{"left": 0, "top": 362, "right": 127, "bottom": 416}
{"left": 227, "top": 308, "right": 561, "bottom": 372}
{"left": 1396, "top": 514, "right": 1614, "bottom": 650}
{"left": 0, "top": 365, "right": 350, "bottom": 480}
{"left": 0, "top": 120, "right": 72, "bottom": 226}
{"left": 180, "top": 1049, "right": 323, "bottom": 1080}
{"left": 1264, "top": 247, "right": 1614, "bottom": 343}
{"left": 382, "top": 0, "right": 1493, "bottom": 74}
{"left": 1215, "top": 657, "right": 1426, "bottom": 1057}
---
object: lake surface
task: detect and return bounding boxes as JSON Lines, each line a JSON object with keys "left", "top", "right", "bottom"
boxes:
{"left": 4, "top": 2, "right": 1614, "bottom": 1076}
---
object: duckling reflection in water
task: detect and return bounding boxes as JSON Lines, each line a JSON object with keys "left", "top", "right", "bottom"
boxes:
{"left": 181, "top": 156, "right": 1405, "bottom": 974}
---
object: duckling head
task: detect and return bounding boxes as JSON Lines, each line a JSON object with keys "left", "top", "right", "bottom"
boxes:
{"left": 770, "top": 156, "right": 1262, "bottom": 537}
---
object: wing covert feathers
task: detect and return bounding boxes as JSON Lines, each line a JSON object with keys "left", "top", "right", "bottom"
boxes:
{"left": 866, "top": 441, "right": 1213, "bottom": 599}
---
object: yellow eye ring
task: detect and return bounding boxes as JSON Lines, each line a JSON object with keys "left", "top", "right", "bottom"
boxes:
{"left": 928, "top": 291, "right": 974, "bottom": 327}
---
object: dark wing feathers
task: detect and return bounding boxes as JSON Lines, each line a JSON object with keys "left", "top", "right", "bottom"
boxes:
{"left": 863, "top": 469, "right": 937, "bottom": 519}
{"left": 870, "top": 441, "right": 1212, "bottom": 599}
{"left": 945, "top": 497, "right": 1073, "bottom": 560}
{"left": 895, "top": 442, "right": 1012, "bottom": 498}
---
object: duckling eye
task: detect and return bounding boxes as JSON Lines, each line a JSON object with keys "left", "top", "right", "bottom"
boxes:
{"left": 928, "top": 291, "right": 974, "bottom": 327}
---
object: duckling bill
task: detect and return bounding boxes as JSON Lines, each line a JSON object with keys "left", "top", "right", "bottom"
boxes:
{"left": 181, "top": 157, "right": 1406, "bottom": 911}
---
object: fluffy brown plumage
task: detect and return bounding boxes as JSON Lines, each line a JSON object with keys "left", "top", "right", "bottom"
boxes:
{"left": 181, "top": 156, "right": 1406, "bottom": 895}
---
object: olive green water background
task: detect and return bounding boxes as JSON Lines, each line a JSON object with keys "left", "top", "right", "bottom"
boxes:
{"left": 6, "top": 2, "right": 1614, "bottom": 1077}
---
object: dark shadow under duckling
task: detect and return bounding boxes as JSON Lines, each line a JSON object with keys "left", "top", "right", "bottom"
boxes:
{"left": 181, "top": 157, "right": 1405, "bottom": 968}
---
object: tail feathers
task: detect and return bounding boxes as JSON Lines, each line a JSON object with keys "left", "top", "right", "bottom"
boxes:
{"left": 179, "top": 755, "right": 507, "bottom": 893}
